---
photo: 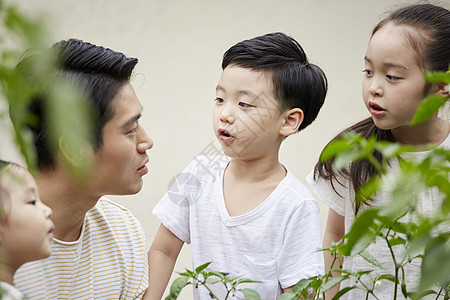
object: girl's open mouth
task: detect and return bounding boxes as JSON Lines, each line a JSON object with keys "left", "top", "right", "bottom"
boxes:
{"left": 368, "top": 101, "right": 386, "bottom": 116}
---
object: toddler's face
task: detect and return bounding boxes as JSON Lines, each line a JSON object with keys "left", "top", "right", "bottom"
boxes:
{"left": 0, "top": 167, "right": 54, "bottom": 269}
{"left": 213, "top": 65, "right": 285, "bottom": 159}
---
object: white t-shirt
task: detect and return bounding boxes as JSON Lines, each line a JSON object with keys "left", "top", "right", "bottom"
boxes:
{"left": 0, "top": 282, "right": 25, "bottom": 300}
{"left": 14, "top": 197, "right": 149, "bottom": 300}
{"left": 307, "top": 134, "right": 450, "bottom": 300}
{"left": 153, "top": 156, "right": 324, "bottom": 299}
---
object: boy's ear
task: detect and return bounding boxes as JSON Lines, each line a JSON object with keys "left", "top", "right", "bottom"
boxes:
{"left": 279, "top": 108, "right": 304, "bottom": 137}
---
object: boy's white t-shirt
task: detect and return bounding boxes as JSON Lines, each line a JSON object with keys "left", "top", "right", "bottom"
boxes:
{"left": 307, "top": 133, "right": 450, "bottom": 299}
{"left": 153, "top": 155, "right": 324, "bottom": 299}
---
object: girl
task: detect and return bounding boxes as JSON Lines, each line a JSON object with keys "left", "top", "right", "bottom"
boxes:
{"left": 308, "top": 3, "right": 449, "bottom": 299}
{"left": 0, "top": 161, "right": 54, "bottom": 299}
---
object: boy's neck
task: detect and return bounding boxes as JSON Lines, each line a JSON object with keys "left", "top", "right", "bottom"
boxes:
{"left": 36, "top": 169, "right": 101, "bottom": 242}
{"left": 223, "top": 155, "right": 287, "bottom": 217}
{"left": 226, "top": 155, "right": 284, "bottom": 182}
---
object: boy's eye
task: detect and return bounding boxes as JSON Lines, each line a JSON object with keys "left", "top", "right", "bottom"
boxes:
{"left": 239, "top": 102, "right": 254, "bottom": 108}
{"left": 362, "top": 69, "right": 373, "bottom": 76}
{"left": 214, "top": 97, "right": 224, "bottom": 103}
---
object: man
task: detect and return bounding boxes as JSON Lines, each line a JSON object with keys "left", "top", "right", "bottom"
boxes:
{"left": 13, "top": 39, "right": 152, "bottom": 299}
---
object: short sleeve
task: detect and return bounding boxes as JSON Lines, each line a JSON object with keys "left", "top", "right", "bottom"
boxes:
{"left": 152, "top": 159, "right": 200, "bottom": 244}
{"left": 306, "top": 170, "right": 347, "bottom": 216}
{"left": 277, "top": 200, "right": 325, "bottom": 288}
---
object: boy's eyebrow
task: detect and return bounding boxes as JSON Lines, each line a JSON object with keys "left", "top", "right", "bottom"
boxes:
{"left": 216, "top": 84, "right": 258, "bottom": 98}
{"left": 364, "top": 56, "right": 407, "bottom": 70}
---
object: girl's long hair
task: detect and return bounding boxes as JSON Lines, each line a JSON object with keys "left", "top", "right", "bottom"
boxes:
{"left": 313, "top": 118, "right": 394, "bottom": 213}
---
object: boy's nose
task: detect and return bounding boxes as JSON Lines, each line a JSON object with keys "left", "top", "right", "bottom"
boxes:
{"left": 220, "top": 105, "right": 235, "bottom": 124}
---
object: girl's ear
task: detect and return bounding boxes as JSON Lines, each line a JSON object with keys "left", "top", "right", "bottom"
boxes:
{"left": 436, "top": 82, "right": 449, "bottom": 98}
{"left": 279, "top": 108, "right": 304, "bottom": 137}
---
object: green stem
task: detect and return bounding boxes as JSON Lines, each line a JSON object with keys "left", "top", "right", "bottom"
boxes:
{"left": 434, "top": 287, "right": 443, "bottom": 300}
{"left": 384, "top": 229, "right": 399, "bottom": 300}
{"left": 197, "top": 279, "right": 220, "bottom": 300}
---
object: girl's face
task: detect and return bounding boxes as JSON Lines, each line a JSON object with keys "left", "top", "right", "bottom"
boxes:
{"left": 0, "top": 168, "right": 54, "bottom": 270}
{"left": 362, "top": 23, "right": 428, "bottom": 131}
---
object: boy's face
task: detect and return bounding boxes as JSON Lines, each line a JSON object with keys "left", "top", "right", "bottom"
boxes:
{"left": 86, "top": 83, "right": 153, "bottom": 196}
{"left": 213, "top": 66, "right": 285, "bottom": 159}
{"left": 1, "top": 167, "right": 54, "bottom": 269}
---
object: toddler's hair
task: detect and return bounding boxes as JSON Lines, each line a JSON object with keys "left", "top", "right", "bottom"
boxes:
{"left": 222, "top": 32, "right": 328, "bottom": 132}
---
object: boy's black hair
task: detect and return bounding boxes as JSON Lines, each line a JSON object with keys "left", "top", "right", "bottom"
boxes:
{"left": 16, "top": 39, "right": 138, "bottom": 171}
{"left": 222, "top": 32, "right": 328, "bottom": 132}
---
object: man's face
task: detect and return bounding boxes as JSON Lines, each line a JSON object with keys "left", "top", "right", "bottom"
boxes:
{"left": 88, "top": 83, "right": 153, "bottom": 196}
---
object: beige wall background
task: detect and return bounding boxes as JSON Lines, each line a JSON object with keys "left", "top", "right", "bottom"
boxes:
{"left": 1, "top": 0, "right": 419, "bottom": 298}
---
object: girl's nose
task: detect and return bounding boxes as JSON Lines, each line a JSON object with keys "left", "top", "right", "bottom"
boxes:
{"left": 137, "top": 126, "right": 153, "bottom": 153}
{"left": 368, "top": 78, "right": 384, "bottom": 97}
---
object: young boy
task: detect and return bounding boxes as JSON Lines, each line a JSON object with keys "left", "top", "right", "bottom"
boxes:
{"left": 13, "top": 39, "right": 153, "bottom": 299}
{"left": 147, "top": 32, "right": 327, "bottom": 299}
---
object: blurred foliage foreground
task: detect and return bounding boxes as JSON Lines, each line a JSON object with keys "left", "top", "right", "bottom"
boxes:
{"left": 1, "top": 1, "right": 449, "bottom": 299}
{"left": 0, "top": 0, "right": 93, "bottom": 177}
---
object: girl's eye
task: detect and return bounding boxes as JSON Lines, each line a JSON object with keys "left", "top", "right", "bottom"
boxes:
{"left": 214, "top": 97, "right": 224, "bottom": 104}
{"left": 386, "top": 75, "right": 401, "bottom": 81}
{"left": 239, "top": 102, "right": 254, "bottom": 108}
{"left": 28, "top": 200, "right": 37, "bottom": 205}
{"left": 362, "top": 69, "right": 373, "bottom": 76}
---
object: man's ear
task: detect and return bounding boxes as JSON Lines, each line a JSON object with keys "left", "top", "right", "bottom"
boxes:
{"left": 58, "top": 136, "right": 86, "bottom": 166}
{"left": 58, "top": 136, "right": 93, "bottom": 178}
{"left": 279, "top": 108, "right": 304, "bottom": 137}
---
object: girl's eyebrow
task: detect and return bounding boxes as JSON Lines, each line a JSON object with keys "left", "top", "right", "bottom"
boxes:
{"left": 364, "top": 56, "right": 407, "bottom": 70}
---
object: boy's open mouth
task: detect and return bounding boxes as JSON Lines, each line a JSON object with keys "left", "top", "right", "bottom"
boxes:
{"left": 218, "top": 128, "right": 233, "bottom": 141}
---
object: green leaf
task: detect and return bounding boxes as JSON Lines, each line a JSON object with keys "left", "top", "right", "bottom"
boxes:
{"left": 321, "top": 276, "right": 347, "bottom": 292}
{"left": 195, "top": 262, "right": 212, "bottom": 274}
{"left": 239, "top": 288, "right": 261, "bottom": 300}
{"left": 359, "top": 250, "right": 382, "bottom": 268}
{"left": 165, "top": 276, "right": 190, "bottom": 300}
{"left": 278, "top": 291, "right": 297, "bottom": 300}
{"left": 388, "top": 236, "right": 406, "bottom": 247}
{"left": 423, "top": 70, "right": 450, "bottom": 84}
{"left": 292, "top": 278, "right": 314, "bottom": 293}
{"left": 377, "top": 274, "right": 397, "bottom": 283}
{"left": 411, "top": 94, "right": 448, "bottom": 125}
{"left": 320, "top": 140, "right": 354, "bottom": 162}
{"left": 332, "top": 286, "right": 357, "bottom": 300}
{"left": 340, "top": 209, "right": 379, "bottom": 256}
